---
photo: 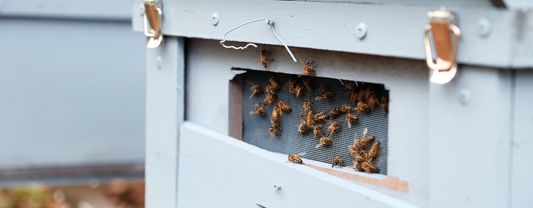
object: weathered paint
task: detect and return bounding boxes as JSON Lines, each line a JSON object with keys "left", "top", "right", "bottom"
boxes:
{"left": 178, "top": 121, "right": 417, "bottom": 208}
{"left": 429, "top": 66, "right": 513, "bottom": 208}
{"left": 185, "top": 39, "right": 430, "bottom": 207}
{"left": 145, "top": 37, "right": 184, "bottom": 208}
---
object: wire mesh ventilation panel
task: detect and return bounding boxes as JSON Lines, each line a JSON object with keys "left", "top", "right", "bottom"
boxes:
{"left": 242, "top": 70, "right": 389, "bottom": 175}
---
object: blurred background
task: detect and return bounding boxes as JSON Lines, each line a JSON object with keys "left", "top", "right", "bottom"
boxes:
{"left": 0, "top": 0, "right": 146, "bottom": 207}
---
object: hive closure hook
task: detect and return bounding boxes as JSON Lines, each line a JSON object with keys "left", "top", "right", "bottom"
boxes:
{"left": 143, "top": 0, "right": 163, "bottom": 48}
{"left": 424, "top": 7, "right": 461, "bottom": 84}
{"left": 220, "top": 18, "right": 297, "bottom": 63}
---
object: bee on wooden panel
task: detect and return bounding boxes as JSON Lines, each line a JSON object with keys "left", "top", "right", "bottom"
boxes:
{"left": 329, "top": 107, "right": 341, "bottom": 119}
{"left": 327, "top": 121, "right": 342, "bottom": 137}
{"left": 249, "top": 102, "right": 266, "bottom": 116}
{"left": 315, "top": 85, "right": 333, "bottom": 101}
{"left": 315, "top": 136, "right": 332, "bottom": 148}
{"left": 299, "top": 60, "right": 317, "bottom": 76}
{"left": 287, "top": 152, "right": 305, "bottom": 164}
{"left": 257, "top": 49, "right": 274, "bottom": 68}
{"left": 247, "top": 80, "right": 263, "bottom": 99}
{"left": 332, "top": 156, "right": 345, "bottom": 168}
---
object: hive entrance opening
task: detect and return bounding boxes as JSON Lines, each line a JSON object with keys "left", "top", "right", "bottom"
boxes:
{"left": 240, "top": 69, "right": 389, "bottom": 175}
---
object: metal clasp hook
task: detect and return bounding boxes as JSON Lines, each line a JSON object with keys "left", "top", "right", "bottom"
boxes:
{"left": 143, "top": 0, "right": 163, "bottom": 49}
{"left": 424, "top": 7, "right": 461, "bottom": 84}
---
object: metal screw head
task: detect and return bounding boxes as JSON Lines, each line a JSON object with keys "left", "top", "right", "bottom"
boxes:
{"left": 212, "top": 12, "right": 219, "bottom": 26}
{"left": 459, "top": 89, "right": 471, "bottom": 105}
{"left": 156, "top": 56, "right": 163, "bottom": 69}
{"left": 478, "top": 18, "right": 492, "bottom": 38}
{"left": 139, "top": 4, "right": 145, "bottom": 14}
{"left": 355, "top": 22, "right": 367, "bottom": 39}
{"left": 273, "top": 184, "right": 282, "bottom": 191}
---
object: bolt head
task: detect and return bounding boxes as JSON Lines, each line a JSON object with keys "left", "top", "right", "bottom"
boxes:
{"left": 355, "top": 22, "right": 367, "bottom": 39}
{"left": 478, "top": 18, "right": 492, "bottom": 38}
{"left": 212, "top": 12, "right": 219, "bottom": 26}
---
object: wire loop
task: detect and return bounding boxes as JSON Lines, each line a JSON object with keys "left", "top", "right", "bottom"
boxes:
{"left": 220, "top": 18, "right": 297, "bottom": 62}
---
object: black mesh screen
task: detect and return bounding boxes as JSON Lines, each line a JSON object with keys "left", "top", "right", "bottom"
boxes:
{"left": 241, "top": 70, "right": 389, "bottom": 175}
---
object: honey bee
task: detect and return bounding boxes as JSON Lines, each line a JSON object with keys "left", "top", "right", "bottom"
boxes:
{"left": 257, "top": 49, "right": 273, "bottom": 68}
{"left": 313, "top": 111, "right": 330, "bottom": 122}
{"left": 287, "top": 152, "right": 305, "bottom": 164}
{"left": 340, "top": 104, "right": 357, "bottom": 114}
{"left": 332, "top": 156, "right": 345, "bottom": 168}
{"left": 263, "top": 93, "right": 277, "bottom": 106}
{"left": 249, "top": 102, "right": 266, "bottom": 116}
{"left": 357, "top": 87, "right": 367, "bottom": 103}
{"left": 348, "top": 145, "right": 357, "bottom": 159}
{"left": 327, "top": 121, "right": 342, "bottom": 137}
{"left": 247, "top": 80, "right": 263, "bottom": 99}
{"left": 350, "top": 91, "right": 358, "bottom": 104}
{"left": 381, "top": 95, "right": 389, "bottom": 114}
{"left": 362, "top": 161, "right": 379, "bottom": 173}
{"left": 329, "top": 107, "right": 341, "bottom": 119}
{"left": 365, "top": 86, "right": 375, "bottom": 101}
{"left": 368, "top": 94, "right": 379, "bottom": 110}
{"left": 368, "top": 141, "right": 381, "bottom": 160}
{"left": 277, "top": 100, "right": 291, "bottom": 112}
{"left": 301, "top": 99, "right": 312, "bottom": 115}
{"left": 302, "top": 77, "right": 313, "bottom": 92}
{"left": 357, "top": 101, "right": 370, "bottom": 113}
{"left": 271, "top": 105, "right": 282, "bottom": 124}
{"left": 269, "top": 76, "right": 280, "bottom": 91}
{"left": 345, "top": 113, "right": 358, "bottom": 128}
{"left": 345, "top": 81, "right": 356, "bottom": 91}
{"left": 295, "top": 116, "right": 310, "bottom": 138}
{"left": 266, "top": 123, "right": 282, "bottom": 139}
{"left": 348, "top": 132, "right": 363, "bottom": 158}
{"left": 299, "top": 60, "right": 317, "bottom": 76}
{"left": 356, "top": 150, "right": 368, "bottom": 163}
{"left": 352, "top": 161, "right": 363, "bottom": 171}
{"left": 315, "top": 85, "right": 333, "bottom": 101}
{"left": 313, "top": 124, "right": 323, "bottom": 140}
{"left": 265, "top": 85, "right": 276, "bottom": 95}
{"left": 315, "top": 136, "right": 332, "bottom": 148}
{"left": 295, "top": 82, "right": 305, "bottom": 97}
{"left": 306, "top": 111, "right": 315, "bottom": 127}
{"left": 285, "top": 77, "right": 297, "bottom": 94}
{"left": 360, "top": 128, "right": 375, "bottom": 149}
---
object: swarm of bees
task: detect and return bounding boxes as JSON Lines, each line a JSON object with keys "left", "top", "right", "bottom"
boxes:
{"left": 247, "top": 68, "right": 389, "bottom": 174}
{"left": 348, "top": 128, "right": 381, "bottom": 173}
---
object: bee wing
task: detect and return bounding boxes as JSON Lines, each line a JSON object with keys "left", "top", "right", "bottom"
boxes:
{"left": 315, "top": 143, "right": 323, "bottom": 149}
{"left": 297, "top": 152, "right": 306, "bottom": 156}
{"left": 315, "top": 96, "right": 325, "bottom": 101}
{"left": 270, "top": 58, "right": 275, "bottom": 62}
{"left": 347, "top": 121, "right": 352, "bottom": 128}
{"left": 353, "top": 131, "right": 358, "bottom": 142}
{"left": 256, "top": 56, "right": 261, "bottom": 64}
{"left": 363, "top": 127, "right": 368, "bottom": 138}
{"left": 265, "top": 132, "right": 271, "bottom": 139}
{"left": 249, "top": 111, "right": 258, "bottom": 115}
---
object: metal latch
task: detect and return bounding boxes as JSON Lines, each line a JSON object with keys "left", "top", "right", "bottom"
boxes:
{"left": 424, "top": 7, "right": 461, "bottom": 84}
{"left": 143, "top": 0, "right": 163, "bottom": 49}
